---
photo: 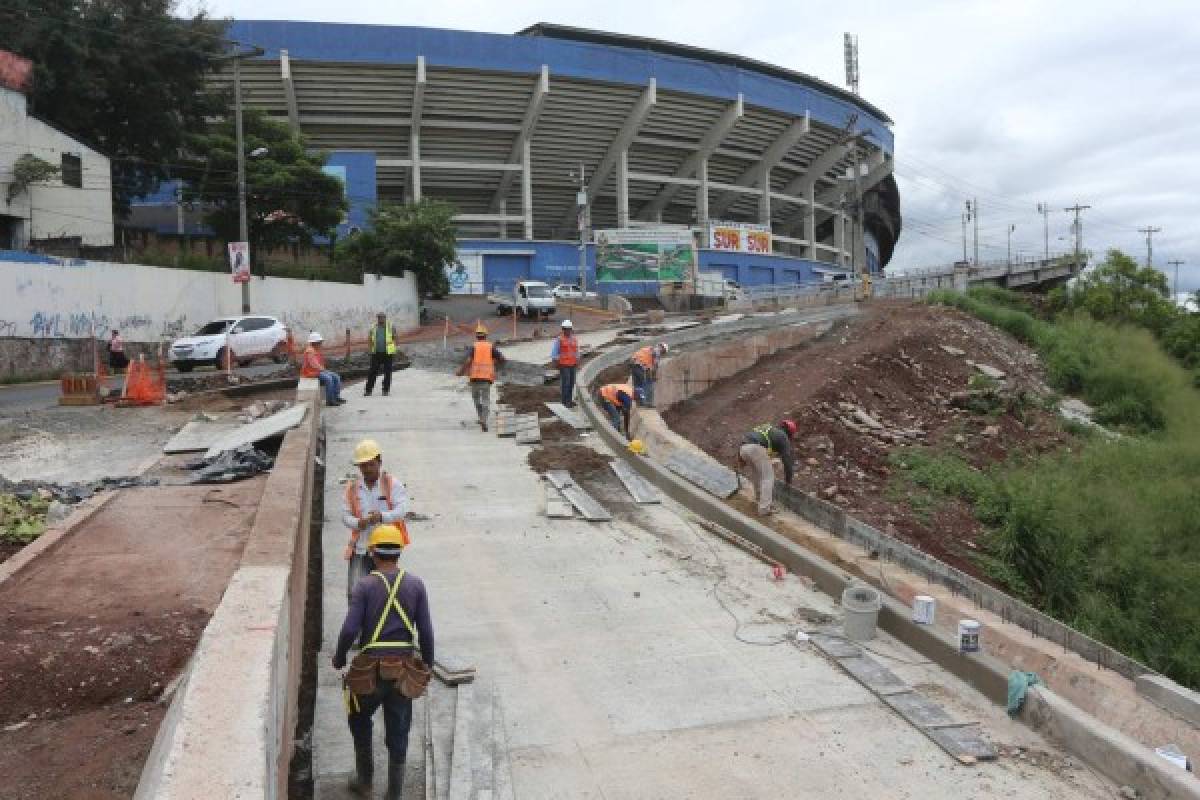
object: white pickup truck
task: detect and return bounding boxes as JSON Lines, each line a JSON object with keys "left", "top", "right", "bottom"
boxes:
{"left": 489, "top": 280, "right": 557, "bottom": 318}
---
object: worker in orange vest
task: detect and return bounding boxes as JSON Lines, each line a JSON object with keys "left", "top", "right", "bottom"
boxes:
{"left": 596, "top": 382, "right": 636, "bottom": 439}
{"left": 456, "top": 323, "right": 506, "bottom": 431}
{"left": 342, "top": 438, "right": 410, "bottom": 603}
{"left": 550, "top": 319, "right": 579, "bottom": 407}
{"left": 630, "top": 341, "right": 668, "bottom": 407}
{"left": 302, "top": 332, "right": 346, "bottom": 406}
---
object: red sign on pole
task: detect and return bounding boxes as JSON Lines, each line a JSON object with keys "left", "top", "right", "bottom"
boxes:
{"left": 0, "top": 50, "right": 33, "bottom": 93}
{"left": 228, "top": 242, "right": 250, "bottom": 283}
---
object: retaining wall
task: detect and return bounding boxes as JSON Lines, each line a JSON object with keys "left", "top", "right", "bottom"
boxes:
{"left": 0, "top": 257, "right": 418, "bottom": 380}
{"left": 134, "top": 385, "right": 320, "bottom": 799}
{"left": 580, "top": 310, "right": 1200, "bottom": 800}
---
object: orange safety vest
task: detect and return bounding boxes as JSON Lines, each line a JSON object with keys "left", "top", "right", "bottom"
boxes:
{"left": 468, "top": 341, "right": 496, "bottom": 382}
{"left": 631, "top": 346, "right": 655, "bottom": 370}
{"left": 301, "top": 345, "right": 324, "bottom": 378}
{"left": 344, "top": 472, "right": 411, "bottom": 545}
{"left": 557, "top": 334, "right": 579, "bottom": 367}
{"left": 599, "top": 383, "right": 634, "bottom": 407}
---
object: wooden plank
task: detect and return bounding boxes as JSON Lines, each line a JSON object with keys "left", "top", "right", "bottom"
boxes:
{"left": 544, "top": 402, "right": 592, "bottom": 430}
{"left": 609, "top": 460, "right": 660, "bottom": 504}
{"left": 544, "top": 470, "right": 611, "bottom": 521}
{"left": 665, "top": 451, "right": 739, "bottom": 498}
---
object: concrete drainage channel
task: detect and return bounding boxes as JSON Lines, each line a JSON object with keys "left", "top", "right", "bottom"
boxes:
{"left": 578, "top": 310, "right": 1200, "bottom": 800}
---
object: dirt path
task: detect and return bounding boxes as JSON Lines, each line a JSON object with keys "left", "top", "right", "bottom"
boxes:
{"left": 664, "top": 301, "right": 1067, "bottom": 575}
{"left": 0, "top": 477, "right": 266, "bottom": 800}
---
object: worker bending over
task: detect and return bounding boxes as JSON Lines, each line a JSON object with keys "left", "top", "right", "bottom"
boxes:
{"left": 596, "top": 382, "right": 636, "bottom": 440}
{"left": 737, "top": 419, "right": 798, "bottom": 515}
{"left": 301, "top": 332, "right": 346, "bottom": 406}
{"left": 333, "top": 524, "right": 434, "bottom": 799}
{"left": 457, "top": 323, "right": 506, "bottom": 431}
{"left": 551, "top": 319, "right": 579, "bottom": 407}
{"left": 630, "top": 342, "right": 668, "bottom": 407}
{"left": 343, "top": 439, "right": 409, "bottom": 603}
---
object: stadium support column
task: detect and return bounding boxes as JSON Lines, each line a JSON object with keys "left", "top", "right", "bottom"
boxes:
{"left": 697, "top": 159, "right": 709, "bottom": 229}
{"left": 522, "top": 138, "right": 534, "bottom": 240}
{"left": 280, "top": 49, "right": 299, "bottom": 129}
{"left": 802, "top": 182, "right": 816, "bottom": 260}
{"left": 758, "top": 165, "right": 771, "bottom": 227}
{"left": 410, "top": 56, "right": 426, "bottom": 202}
{"left": 617, "top": 149, "right": 629, "bottom": 228}
{"left": 835, "top": 212, "right": 846, "bottom": 267}
{"left": 498, "top": 200, "right": 507, "bottom": 238}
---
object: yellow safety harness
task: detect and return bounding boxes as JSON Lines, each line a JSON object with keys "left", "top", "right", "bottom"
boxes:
{"left": 342, "top": 569, "right": 419, "bottom": 713}
{"left": 752, "top": 424, "right": 777, "bottom": 456}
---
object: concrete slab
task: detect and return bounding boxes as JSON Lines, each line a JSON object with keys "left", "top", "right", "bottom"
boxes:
{"left": 664, "top": 450, "right": 739, "bottom": 498}
{"left": 609, "top": 460, "right": 660, "bottom": 503}
{"left": 162, "top": 414, "right": 243, "bottom": 453}
{"left": 312, "top": 368, "right": 1117, "bottom": 800}
{"left": 202, "top": 404, "right": 308, "bottom": 457}
{"left": 543, "top": 470, "right": 611, "bottom": 521}
{"left": 543, "top": 402, "right": 591, "bottom": 430}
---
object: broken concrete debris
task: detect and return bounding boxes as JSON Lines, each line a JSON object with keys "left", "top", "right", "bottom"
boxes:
{"left": 186, "top": 445, "right": 274, "bottom": 484}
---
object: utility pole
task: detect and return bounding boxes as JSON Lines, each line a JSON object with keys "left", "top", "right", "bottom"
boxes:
{"left": 1167, "top": 259, "right": 1184, "bottom": 299}
{"left": 1036, "top": 202, "right": 1050, "bottom": 261}
{"left": 961, "top": 210, "right": 968, "bottom": 263}
{"left": 1137, "top": 225, "right": 1162, "bottom": 267}
{"left": 964, "top": 198, "right": 979, "bottom": 266}
{"left": 1063, "top": 204, "right": 1091, "bottom": 270}
{"left": 234, "top": 54, "right": 250, "bottom": 313}
{"left": 853, "top": 146, "right": 864, "bottom": 278}
{"left": 574, "top": 163, "right": 588, "bottom": 295}
{"left": 1006, "top": 224, "right": 1016, "bottom": 269}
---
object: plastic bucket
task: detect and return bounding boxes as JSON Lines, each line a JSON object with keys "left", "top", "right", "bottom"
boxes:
{"left": 841, "top": 585, "right": 882, "bottom": 641}
{"left": 958, "top": 619, "right": 981, "bottom": 652}
{"left": 912, "top": 595, "right": 936, "bottom": 625}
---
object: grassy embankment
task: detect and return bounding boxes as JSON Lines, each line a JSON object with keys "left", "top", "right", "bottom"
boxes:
{"left": 892, "top": 286, "right": 1200, "bottom": 688}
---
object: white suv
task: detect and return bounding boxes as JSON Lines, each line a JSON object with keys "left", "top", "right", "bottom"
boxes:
{"left": 169, "top": 315, "right": 290, "bottom": 372}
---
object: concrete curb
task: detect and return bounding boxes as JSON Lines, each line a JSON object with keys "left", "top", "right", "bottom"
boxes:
{"left": 577, "top": 311, "right": 1200, "bottom": 800}
{"left": 135, "top": 387, "right": 321, "bottom": 800}
{"left": 0, "top": 451, "right": 163, "bottom": 590}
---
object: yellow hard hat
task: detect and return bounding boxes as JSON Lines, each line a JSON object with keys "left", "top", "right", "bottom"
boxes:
{"left": 352, "top": 439, "right": 382, "bottom": 464}
{"left": 368, "top": 523, "right": 408, "bottom": 554}
{"left": 475, "top": 322, "right": 488, "bottom": 336}
{"left": 628, "top": 438, "right": 646, "bottom": 455}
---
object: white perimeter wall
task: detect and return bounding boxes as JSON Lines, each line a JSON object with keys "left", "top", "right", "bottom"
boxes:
{"left": 0, "top": 258, "right": 419, "bottom": 342}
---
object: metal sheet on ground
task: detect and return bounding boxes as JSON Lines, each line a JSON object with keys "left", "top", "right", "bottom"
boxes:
{"left": 513, "top": 414, "right": 541, "bottom": 444}
{"left": 162, "top": 416, "right": 243, "bottom": 453}
{"left": 665, "top": 451, "right": 739, "bottom": 498}
{"left": 543, "top": 470, "right": 612, "bottom": 521}
{"left": 494, "top": 412, "right": 516, "bottom": 437}
{"left": 809, "top": 633, "right": 863, "bottom": 660}
{"left": 202, "top": 405, "right": 308, "bottom": 457}
{"left": 610, "top": 460, "right": 660, "bottom": 503}
{"left": 883, "top": 691, "right": 958, "bottom": 728}
{"left": 544, "top": 402, "right": 592, "bottom": 430}
{"left": 927, "top": 725, "right": 997, "bottom": 763}
{"left": 838, "top": 655, "right": 907, "bottom": 693}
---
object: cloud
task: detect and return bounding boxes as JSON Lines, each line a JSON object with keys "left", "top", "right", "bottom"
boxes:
{"left": 208, "top": 0, "right": 1200, "bottom": 289}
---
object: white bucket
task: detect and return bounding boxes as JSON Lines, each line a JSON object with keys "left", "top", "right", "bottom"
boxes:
{"left": 842, "top": 585, "right": 882, "bottom": 641}
{"left": 958, "top": 619, "right": 981, "bottom": 652}
{"left": 912, "top": 595, "right": 936, "bottom": 625}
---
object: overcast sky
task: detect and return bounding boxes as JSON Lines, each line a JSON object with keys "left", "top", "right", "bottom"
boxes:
{"left": 204, "top": 0, "right": 1200, "bottom": 290}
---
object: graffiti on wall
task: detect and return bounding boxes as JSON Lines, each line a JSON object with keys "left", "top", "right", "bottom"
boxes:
{"left": 29, "top": 310, "right": 112, "bottom": 338}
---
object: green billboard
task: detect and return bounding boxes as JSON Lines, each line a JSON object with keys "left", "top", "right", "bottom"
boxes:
{"left": 594, "top": 227, "right": 695, "bottom": 282}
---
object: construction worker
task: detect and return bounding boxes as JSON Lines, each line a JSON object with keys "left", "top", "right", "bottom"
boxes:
{"left": 343, "top": 439, "right": 409, "bottom": 603}
{"left": 630, "top": 342, "right": 668, "bottom": 407}
{"left": 596, "top": 382, "right": 636, "bottom": 440}
{"left": 737, "top": 419, "right": 797, "bottom": 515}
{"left": 364, "top": 312, "right": 398, "bottom": 397}
{"left": 456, "top": 323, "right": 506, "bottom": 431}
{"left": 107, "top": 329, "right": 128, "bottom": 372}
{"left": 302, "top": 332, "right": 346, "bottom": 406}
{"left": 333, "top": 524, "right": 434, "bottom": 800}
{"left": 550, "top": 319, "right": 579, "bottom": 408}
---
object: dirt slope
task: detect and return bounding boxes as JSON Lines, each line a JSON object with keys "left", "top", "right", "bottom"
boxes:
{"left": 664, "top": 301, "right": 1069, "bottom": 574}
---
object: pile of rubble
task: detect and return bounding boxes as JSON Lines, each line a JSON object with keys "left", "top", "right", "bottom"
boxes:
{"left": 0, "top": 475, "right": 160, "bottom": 544}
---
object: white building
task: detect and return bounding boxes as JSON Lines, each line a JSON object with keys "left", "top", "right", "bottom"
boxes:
{"left": 1, "top": 84, "right": 114, "bottom": 249}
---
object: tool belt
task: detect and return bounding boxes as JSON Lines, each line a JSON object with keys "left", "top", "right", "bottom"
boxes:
{"left": 344, "top": 652, "right": 431, "bottom": 700}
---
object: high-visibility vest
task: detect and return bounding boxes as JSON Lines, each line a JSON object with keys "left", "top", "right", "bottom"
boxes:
{"left": 557, "top": 334, "right": 579, "bottom": 367}
{"left": 467, "top": 341, "right": 496, "bottom": 382}
{"left": 599, "top": 383, "right": 634, "bottom": 407}
{"left": 345, "top": 473, "right": 411, "bottom": 545}
{"left": 368, "top": 324, "right": 397, "bottom": 355}
{"left": 631, "top": 346, "right": 655, "bottom": 369}
{"left": 301, "top": 346, "right": 324, "bottom": 378}
{"left": 751, "top": 424, "right": 777, "bottom": 455}
{"left": 362, "top": 569, "right": 419, "bottom": 652}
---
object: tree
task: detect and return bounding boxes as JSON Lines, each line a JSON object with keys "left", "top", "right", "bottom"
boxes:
{"left": 1, "top": 0, "right": 230, "bottom": 213}
{"left": 182, "top": 110, "right": 348, "bottom": 268}
{"left": 1067, "top": 249, "right": 1176, "bottom": 334}
{"left": 5, "top": 155, "right": 60, "bottom": 205}
{"left": 335, "top": 200, "right": 458, "bottom": 297}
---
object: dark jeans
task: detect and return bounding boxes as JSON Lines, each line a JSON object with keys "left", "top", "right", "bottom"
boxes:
{"left": 599, "top": 398, "right": 623, "bottom": 434}
{"left": 347, "top": 676, "right": 414, "bottom": 761}
{"left": 559, "top": 365, "right": 577, "bottom": 406}
{"left": 366, "top": 352, "right": 394, "bottom": 394}
{"left": 631, "top": 364, "right": 655, "bottom": 406}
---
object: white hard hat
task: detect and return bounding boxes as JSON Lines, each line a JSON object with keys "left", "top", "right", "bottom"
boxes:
{"left": 561, "top": 319, "right": 574, "bottom": 328}
{"left": 307, "top": 332, "right": 324, "bottom": 344}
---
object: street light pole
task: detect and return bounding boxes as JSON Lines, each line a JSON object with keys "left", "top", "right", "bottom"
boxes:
{"left": 234, "top": 54, "right": 250, "bottom": 313}
{"left": 1006, "top": 224, "right": 1016, "bottom": 269}
{"left": 575, "top": 163, "right": 588, "bottom": 296}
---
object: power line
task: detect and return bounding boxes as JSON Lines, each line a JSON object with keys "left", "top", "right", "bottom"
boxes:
{"left": 1137, "top": 225, "right": 1162, "bottom": 267}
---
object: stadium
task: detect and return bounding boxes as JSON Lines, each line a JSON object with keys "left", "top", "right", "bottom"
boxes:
{"left": 209, "top": 20, "right": 903, "bottom": 291}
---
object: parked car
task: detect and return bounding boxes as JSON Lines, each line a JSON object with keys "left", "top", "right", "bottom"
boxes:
{"left": 551, "top": 283, "right": 598, "bottom": 300}
{"left": 169, "top": 315, "right": 290, "bottom": 372}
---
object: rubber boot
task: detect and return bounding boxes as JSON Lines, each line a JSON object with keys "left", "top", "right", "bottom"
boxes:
{"left": 347, "top": 738, "right": 374, "bottom": 796}
{"left": 386, "top": 756, "right": 405, "bottom": 800}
